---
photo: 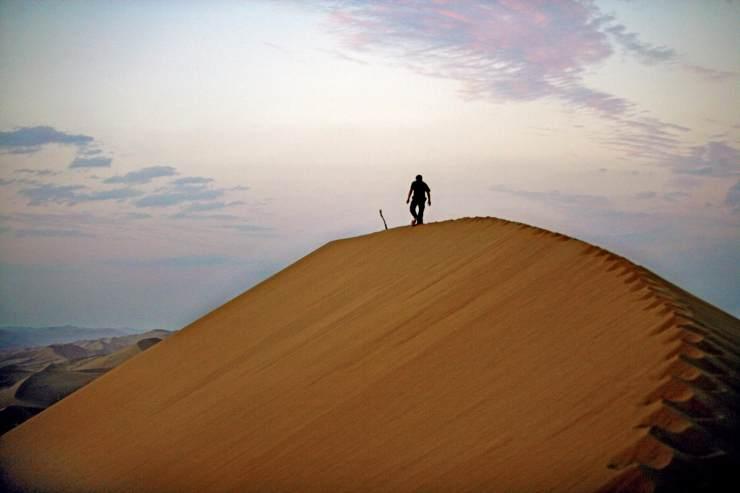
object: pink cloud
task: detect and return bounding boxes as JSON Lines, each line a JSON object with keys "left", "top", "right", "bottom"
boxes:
{"left": 322, "top": 0, "right": 625, "bottom": 113}
{"left": 317, "top": 1, "right": 717, "bottom": 165}
{"left": 683, "top": 64, "right": 738, "bottom": 82}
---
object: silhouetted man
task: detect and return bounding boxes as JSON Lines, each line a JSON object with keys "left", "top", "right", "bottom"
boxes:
{"left": 406, "top": 174, "right": 431, "bottom": 226}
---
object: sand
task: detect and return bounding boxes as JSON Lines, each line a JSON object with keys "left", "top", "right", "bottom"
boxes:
{"left": 0, "top": 217, "right": 737, "bottom": 492}
{"left": 0, "top": 332, "right": 168, "bottom": 436}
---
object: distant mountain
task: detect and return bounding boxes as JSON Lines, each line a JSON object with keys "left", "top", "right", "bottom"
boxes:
{"left": 0, "top": 325, "right": 143, "bottom": 349}
{"left": 0, "top": 329, "right": 171, "bottom": 435}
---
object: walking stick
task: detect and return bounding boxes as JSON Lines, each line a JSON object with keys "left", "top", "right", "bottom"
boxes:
{"left": 379, "top": 209, "right": 388, "bottom": 230}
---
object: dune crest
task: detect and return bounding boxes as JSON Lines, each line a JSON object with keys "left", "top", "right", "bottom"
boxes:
{"left": 0, "top": 218, "right": 737, "bottom": 492}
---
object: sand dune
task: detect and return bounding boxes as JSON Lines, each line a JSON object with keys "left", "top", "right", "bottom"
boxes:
{"left": 0, "top": 218, "right": 737, "bottom": 492}
{"left": 0, "top": 331, "right": 169, "bottom": 436}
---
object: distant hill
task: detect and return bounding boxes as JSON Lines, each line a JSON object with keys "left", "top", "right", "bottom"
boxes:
{"left": 0, "top": 325, "right": 143, "bottom": 349}
{"left": 0, "top": 329, "right": 170, "bottom": 435}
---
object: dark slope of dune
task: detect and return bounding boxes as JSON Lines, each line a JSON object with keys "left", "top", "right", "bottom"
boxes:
{"left": 14, "top": 365, "right": 103, "bottom": 407}
{"left": 0, "top": 406, "right": 43, "bottom": 436}
{"left": 0, "top": 218, "right": 737, "bottom": 492}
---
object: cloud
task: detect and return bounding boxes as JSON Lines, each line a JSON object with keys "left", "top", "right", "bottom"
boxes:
{"left": 668, "top": 141, "right": 740, "bottom": 177}
{"left": 634, "top": 191, "right": 656, "bottom": 200}
{"left": 8, "top": 162, "right": 239, "bottom": 213}
{"left": 172, "top": 213, "right": 241, "bottom": 221}
{"left": 134, "top": 188, "right": 225, "bottom": 208}
{"left": 180, "top": 201, "right": 228, "bottom": 213}
{"left": 69, "top": 156, "right": 113, "bottom": 168}
{"left": 604, "top": 23, "right": 675, "bottom": 64}
{"left": 726, "top": 179, "right": 740, "bottom": 213}
{"left": 15, "top": 228, "right": 94, "bottom": 238}
{"left": 18, "top": 183, "right": 142, "bottom": 206}
{"left": 320, "top": 1, "right": 673, "bottom": 116}
{"left": 0, "top": 126, "right": 93, "bottom": 154}
{"left": 8, "top": 212, "right": 115, "bottom": 227}
{"left": 80, "top": 188, "right": 144, "bottom": 202}
{"left": 121, "top": 212, "right": 152, "bottom": 220}
{"left": 108, "top": 255, "right": 239, "bottom": 268}
{"left": 683, "top": 64, "right": 737, "bottom": 82}
{"left": 490, "top": 184, "right": 610, "bottom": 208}
{"left": 224, "top": 224, "right": 273, "bottom": 234}
{"left": 603, "top": 117, "right": 690, "bottom": 162}
{"left": 177, "top": 200, "right": 245, "bottom": 214}
{"left": 319, "top": 48, "right": 369, "bottom": 65}
{"left": 105, "top": 166, "right": 177, "bottom": 184}
{"left": 19, "top": 184, "right": 85, "bottom": 205}
{"left": 0, "top": 178, "right": 15, "bottom": 186}
{"left": 78, "top": 147, "right": 105, "bottom": 157}
{"left": 171, "top": 176, "right": 214, "bottom": 186}
{"left": 663, "top": 191, "right": 690, "bottom": 202}
{"left": 14, "top": 169, "right": 57, "bottom": 176}
{"left": 315, "top": 1, "right": 728, "bottom": 167}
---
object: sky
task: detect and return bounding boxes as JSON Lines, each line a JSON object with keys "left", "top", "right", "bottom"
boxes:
{"left": 0, "top": 0, "right": 738, "bottom": 330}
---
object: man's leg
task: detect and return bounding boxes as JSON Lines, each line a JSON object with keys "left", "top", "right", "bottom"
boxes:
{"left": 417, "top": 200, "right": 426, "bottom": 224}
{"left": 409, "top": 201, "right": 418, "bottom": 224}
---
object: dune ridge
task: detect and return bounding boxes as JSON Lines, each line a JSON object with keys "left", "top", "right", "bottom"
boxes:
{"left": 594, "top": 262, "right": 739, "bottom": 492}
{"left": 0, "top": 217, "right": 737, "bottom": 492}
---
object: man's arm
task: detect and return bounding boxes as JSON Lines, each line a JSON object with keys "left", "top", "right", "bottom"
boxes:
{"left": 406, "top": 186, "right": 412, "bottom": 204}
{"left": 427, "top": 190, "right": 432, "bottom": 205}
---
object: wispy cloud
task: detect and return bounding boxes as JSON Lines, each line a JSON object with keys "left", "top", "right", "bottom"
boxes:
{"left": 634, "top": 191, "right": 656, "bottom": 200}
{"left": 8, "top": 211, "right": 118, "bottom": 226}
{"left": 171, "top": 176, "right": 213, "bottom": 186}
{"left": 134, "top": 187, "right": 225, "bottom": 208}
{"left": 77, "top": 146, "right": 105, "bottom": 157}
{"left": 19, "top": 183, "right": 143, "bottom": 206}
{"left": 683, "top": 64, "right": 737, "bottom": 82}
{"left": 604, "top": 23, "right": 675, "bottom": 64}
{"left": 320, "top": 0, "right": 658, "bottom": 115}
{"left": 316, "top": 1, "right": 735, "bottom": 167}
{"left": 178, "top": 201, "right": 245, "bottom": 214}
{"left": 15, "top": 228, "right": 94, "bottom": 238}
{"left": 668, "top": 141, "right": 740, "bottom": 177}
{"left": 69, "top": 156, "right": 113, "bottom": 168}
{"left": 726, "top": 179, "right": 740, "bottom": 213}
{"left": 108, "top": 255, "right": 239, "bottom": 268}
{"left": 663, "top": 190, "right": 690, "bottom": 202}
{"left": 80, "top": 188, "right": 143, "bottom": 202}
{"left": 18, "top": 184, "right": 84, "bottom": 205}
{"left": 104, "top": 166, "right": 177, "bottom": 184}
{"left": 6, "top": 158, "right": 250, "bottom": 214}
{"left": 121, "top": 212, "right": 152, "bottom": 220}
{"left": 224, "top": 224, "right": 273, "bottom": 234}
{"left": 319, "top": 48, "right": 369, "bottom": 65}
{"left": 0, "top": 126, "right": 93, "bottom": 154}
{"left": 172, "top": 213, "right": 241, "bottom": 221}
{"left": 604, "top": 117, "right": 690, "bottom": 162}
{"left": 490, "top": 184, "right": 610, "bottom": 208}
{"left": 14, "top": 168, "right": 58, "bottom": 176}
{"left": 170, "top": 200, "right": 247, "bottom": 220}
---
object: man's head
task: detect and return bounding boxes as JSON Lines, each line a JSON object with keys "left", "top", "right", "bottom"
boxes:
{"left": 415, "top": 174, "right": 422, "bottom": 181}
